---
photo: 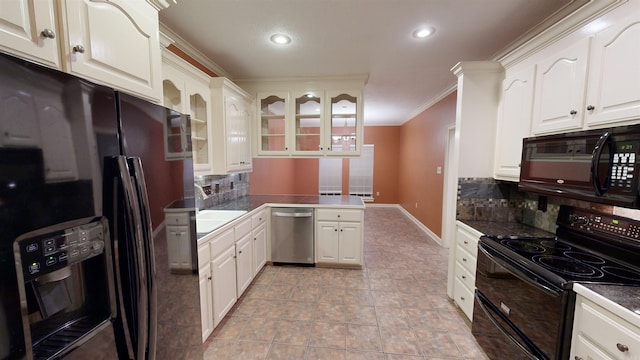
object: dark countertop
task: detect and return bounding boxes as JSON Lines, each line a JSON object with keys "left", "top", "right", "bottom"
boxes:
{"left": 580, "top": 284, "right": 640, "bottom": 316}
{"left": 460, "top": 220, "right": 556, "bottom": 238}
{"left": 207, "top": 195, "right": 365, "bottom": 212}
{"left": 164, "top": 198, "right": 196, "bottom": 212}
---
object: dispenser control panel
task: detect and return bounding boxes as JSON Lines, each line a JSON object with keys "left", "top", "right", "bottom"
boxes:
{"left": 17, "top": 217, "right": 108, "bottom": 281}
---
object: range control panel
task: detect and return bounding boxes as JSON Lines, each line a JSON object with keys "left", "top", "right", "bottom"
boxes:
{"left": 17, "top": 218, "right": 108, "bottom": 282}
{"left": 564, "top": 208, "right": 640, "bottom": 240}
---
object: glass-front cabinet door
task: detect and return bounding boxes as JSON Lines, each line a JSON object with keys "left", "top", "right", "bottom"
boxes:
{"left": 189, "top": 92, "right": 209, "bottom": 171}
{"left": 293, "top": 91, "right": 323, "bottom": 154}
{"left": 327, "top": 91, "right": 360, "bottom": 154}
{"left": 258, "top": 92, "right": 289, "bottom": 155}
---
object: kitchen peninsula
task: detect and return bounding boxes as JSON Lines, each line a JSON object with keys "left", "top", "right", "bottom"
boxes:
{"left": 195, "top": 195, "right": 365, "bottom": 341}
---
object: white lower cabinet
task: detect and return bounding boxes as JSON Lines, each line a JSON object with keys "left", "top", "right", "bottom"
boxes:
{"left": 451, "top": 221, "right": 481, "bottom": 321}
{"left": 252, "top": 213, "right": 267, "bottom": 275}
{"left": 571, "top": 290, "right": 640, "bottom": 360}
{"left": 211, "top": 243, "right": 237, "bottom": 327}
{"left": 164, "top": 211, "right": 194, "bottom": 272}
{"left": 315, "top": 208, "right": 364, "bottom": 267}
{"left": 235, "top": 232, "right": 253, "bottom": 297}
{"left": 198, "top": 260, "right": 213, "bottom": 342}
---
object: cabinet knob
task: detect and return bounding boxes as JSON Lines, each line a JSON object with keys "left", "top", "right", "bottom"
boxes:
{"left": 617, "top": 343, "right": 629, "bottom": 352}
{"left": 239, "top": 250, "right": 242, "bottom": 254}
{"left": 41, "top": 29, "right": 55, "bottom": 39}
{"left": 460, "top": 296, "right": 465, "bottom": 301}
{"left": 340, "top": 229, "right": 343, "bottom": 232}
{"left": 73, "top": 45, "right": 85, "bottom": 54}
{"left": 462, "top": 275, "right": 466, "bottom": 279}
{"left": 463, "top": 240, "right": 468, "bottom": 245}
{"left": 337, "top": 214, "right": 341, "bottom": 218}
{"left": 569, "top": 110, "right": 577, "bottom": 115}
{"left": 334, "top": 228, "right": 338, "bottom": 232}
{"left": 586, "top": 105, "right": 595, "bottom": 111}
{"left": 574, "top": 357, "right": 583, "bottom": 360}
{"left": 207, "top": 276, "right": 212, "bottom": 280}
{"left": 462, "top": 258, "right": 467, "bottom": 262}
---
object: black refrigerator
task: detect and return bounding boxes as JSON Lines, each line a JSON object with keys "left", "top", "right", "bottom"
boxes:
{"left": 0, "top": 52, "right": 203, "bottom": 359}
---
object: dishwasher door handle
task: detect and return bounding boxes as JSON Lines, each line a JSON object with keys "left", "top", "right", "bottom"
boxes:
{"left": 273, "top": 211, "right": 314, "bottom": 218}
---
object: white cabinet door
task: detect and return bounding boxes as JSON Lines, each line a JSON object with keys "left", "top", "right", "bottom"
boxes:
{"left": 211, "top": 245, "right": 237, "bottom": 326}
{"left": 252, "top": 224, "right": 267, "bottom": 275}
{"left": 198, "top": 262, "right": 213, "bottom": 342}
{"left": 235, "top": 233, "right": 253, "bottom": 297}
{"left": 0, "top": 0, "right": 60, "bottom": 68}
{"left": 532, "top": 37, "right": 590, "bottom": 134}
{"left": 316, "top": 221, "right": 339, "bottom": 263}
{"left": 0, "top": 86, "right": 41, "bottom": 147}
{"left": 166, "top": 225, "right": 191, "bottom": 270}
{"left": 62, "top": 0, "right": 161, "bottom": 101}
{"left": 338, "top": 222, "right": 362, "bottom": 265}
{"left": 585, "top": 13, "right": 640, "bottom": 127}
{"left": 494, "top": 66, "right": 535, "bottom": 181}
{"left": 257, "top": 92, "right": 290, "bottom": 155}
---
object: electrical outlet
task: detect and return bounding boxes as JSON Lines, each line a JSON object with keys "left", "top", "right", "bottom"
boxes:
{"left": 436, "top": 166, "right": 442, "bottom": 174}
{"left": 376, "top": 192, "right": 380, "bottom": 196}
{"left": 415, "top": 202, "right": 418, "bottom": 209}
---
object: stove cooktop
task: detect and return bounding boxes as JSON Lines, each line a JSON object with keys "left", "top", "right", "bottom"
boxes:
{"left": 481, "top": 236, "right": 640, "bottom": 286}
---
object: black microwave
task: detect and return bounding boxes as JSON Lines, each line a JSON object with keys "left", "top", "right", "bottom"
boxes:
{"left": 519, "top": 124, "right": 640, "bottom": 208}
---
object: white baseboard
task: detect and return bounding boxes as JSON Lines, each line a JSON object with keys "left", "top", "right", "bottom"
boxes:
{"left": 368, "top": 203, "right": 443, "bottom": 246}
{"left": 153, "top": 221, "right": 165, "bottom": 238}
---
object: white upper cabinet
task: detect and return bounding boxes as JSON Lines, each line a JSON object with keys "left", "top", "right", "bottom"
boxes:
{"left": 585, "top": 12, "right": 640, "bottom": 127}
{"left": 161, "top": 51, "right": 213, "bottom": 174}
{"left": 0, "top": 0, "right": 163, "bottom": 102}
{"left": 531, "top": 37, "right": 591, "bottom": 135}
{"left": 0, "top": 0, "right": 60, "bottom": 69}
{"left": 257, "top": 92, "right": 290, "bottom": 155}
{"left": 243, "top": 77, "right": 366, "bottom": 158}
{"left": 494, "top": 66, "right": 535, "bottom": 181}
{"left": 62, "top": 0, "right": 162, "bottom": 101}
{"left": 210, "top": 77, "right": 253, "bottom": 174}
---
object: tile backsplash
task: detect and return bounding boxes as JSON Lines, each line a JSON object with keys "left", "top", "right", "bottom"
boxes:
{"left": 456, "top": 177, "right": 614, "bottom": 233}
{"left": 195, "top": 173, "right": 250, "bottom": 209}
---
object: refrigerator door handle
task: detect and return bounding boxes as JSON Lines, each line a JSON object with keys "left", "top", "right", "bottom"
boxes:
{"left": 115, "top": 156, "right": 149, "bottom": 360}
{"left": 128, "top": 157, "right": 157, "bottom": 360}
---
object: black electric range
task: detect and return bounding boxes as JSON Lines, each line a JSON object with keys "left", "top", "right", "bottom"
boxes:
{"left": 472, "top": 205, "right": 640, "bottom": 360}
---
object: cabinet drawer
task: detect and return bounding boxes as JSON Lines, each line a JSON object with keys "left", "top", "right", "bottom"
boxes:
{"left": 455, "top": 245, "right": 477, "bottom": 275}
{"left": 456, "top": 226, "right": 479, "bottom": 257}
{"left": 210, "top": 228, "right": 235, "bottom": 259}
{"left": 251, "top": 209, "right": 266, "bottom": 228}
{"left": 455, "top": 261, "right": 476, "bottom": 291}
{"left": 576, "top": 298, "right": 640, "bottom": 359}
{"left": 198, "top": 241, "right": 210, "bottom": 266}
{"left": 316, "top": 208, "right": 362, "bottom": 222}
{"left": 453, "top": 277, "right": 474, "bottom": 320}
{"left": 165, "top": 212, "right": 191, "bottom": 226}
{"left": 235, "top": 217, "right": 252, "bottom": 239}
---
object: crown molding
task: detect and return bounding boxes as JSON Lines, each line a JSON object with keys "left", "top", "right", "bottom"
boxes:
{"left": 497, "top": 0, "right": 627, "bottom": 67}
{"left": 450, "top": 61, "right": 503, "bottom": 77}
{"left": 400, "top": 83, "right": 458, "bottom": 125}
{"left": 146, "top": 0, "right": 176, "bottom": 11}
{"left": 159, "top": 23, "right": 231, "bottom": 78}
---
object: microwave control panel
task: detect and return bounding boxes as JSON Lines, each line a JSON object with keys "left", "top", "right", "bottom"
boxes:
{"left": 610, "top": 141, "right": 639, "bottom": 191}
{"left": 16, "top": 218, "right": 108, "bottom": 282}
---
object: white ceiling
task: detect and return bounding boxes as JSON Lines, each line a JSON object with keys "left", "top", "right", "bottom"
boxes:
{"left": 159, "top": 0, "right": 578, "bottom": 125}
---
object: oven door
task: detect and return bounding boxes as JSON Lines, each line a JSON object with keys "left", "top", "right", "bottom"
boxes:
{"left": 472, "top": 242, "right": 571, "bottom": 360}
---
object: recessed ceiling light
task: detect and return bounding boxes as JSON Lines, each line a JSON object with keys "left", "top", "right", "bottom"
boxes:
{"left": 413, "top": 27, "right": 435, "bottom": 39}
{"left": 270, "top": 34, "right": 291, "bottom": 45}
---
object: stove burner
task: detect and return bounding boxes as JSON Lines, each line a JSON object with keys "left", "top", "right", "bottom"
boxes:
{"left": 532, "top": 255, "right": 604, "bottom": 278}
{"left": 564, "top": 251, "right": 605, "bottom": 265}
{"left": 601, "top": 266, "right": 640, "bottom": 281}
{"left": 501, "top": 239, "right": 545, "bottom": 253}
{"left": 540, "top": 240, "right": 571, "bottom": 251}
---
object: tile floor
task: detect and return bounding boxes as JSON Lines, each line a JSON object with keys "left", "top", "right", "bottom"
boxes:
{"left": 203, "top": 206, "right": 488, "bottom": 359}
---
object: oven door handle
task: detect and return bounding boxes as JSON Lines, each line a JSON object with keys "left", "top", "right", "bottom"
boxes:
{"left": 478, "top": 243, "right": 562, "bottom": 297}
{"left": 475, "top": 291, "right": 548, "bottom": 360}
{"left": 591, "top": 130, "right": 612, "bottom": 196}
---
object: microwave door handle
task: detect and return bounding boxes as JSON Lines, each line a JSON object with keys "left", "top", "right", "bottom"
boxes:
{"left": 475, "top": 292, "right": 547, "bottom": 360}
{"left": 128, "top": 157, "right": 157, "bottom": 360}
{"left": 591, "top": 131, "right": 612, "bottom": 196}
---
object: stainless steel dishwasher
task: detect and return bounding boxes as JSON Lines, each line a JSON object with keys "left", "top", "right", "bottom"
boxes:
{"left": 271, "top": 208, "right": 314, "bottom": 265}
